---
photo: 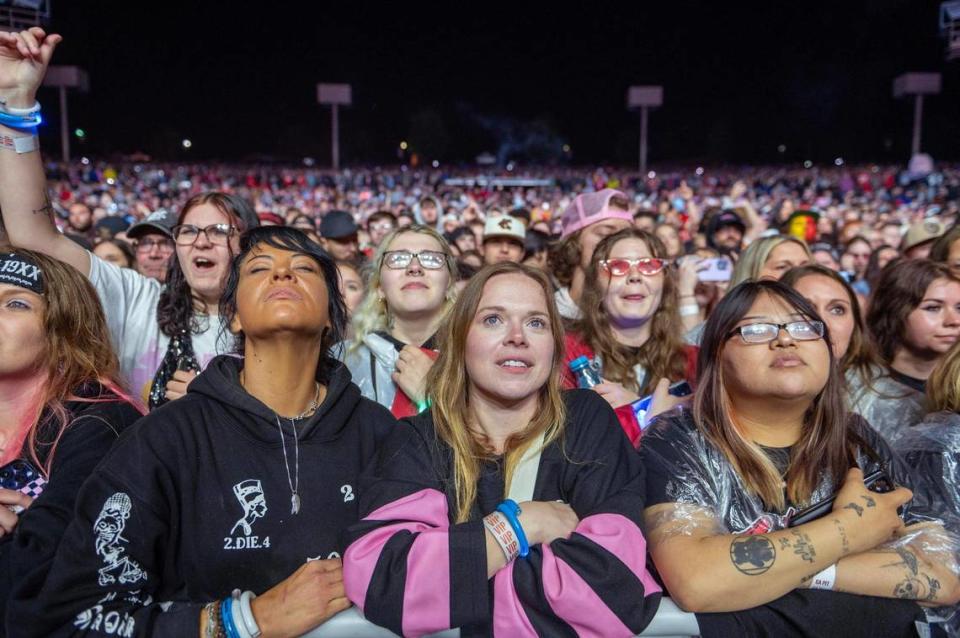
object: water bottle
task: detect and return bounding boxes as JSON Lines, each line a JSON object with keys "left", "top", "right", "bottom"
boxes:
{"left": 569, "top": 356, "right": 602, "bottom": 389}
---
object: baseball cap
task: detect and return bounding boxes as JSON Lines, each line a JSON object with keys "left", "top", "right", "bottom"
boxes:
{"left": 902, "top": 218, "right": 945, "bottom": 253}
{"left": 483, "top": 215, "right": 526, "bottom": 243}
{"left": 710, "top": 210, "right": 747, "bottom": 233}
{"left": 320, "top": 210, "right": 358, "bottom": 239}
{"left": 559, "top": 189, "right": 633, "bottom": 239}
{"left": 127, "top": 209, "right": 176, "bottom": 240}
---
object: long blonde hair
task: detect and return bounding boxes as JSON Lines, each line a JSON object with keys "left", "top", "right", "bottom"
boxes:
{"left": 730, "top": 235, "right": 811, "bottom": 288}
{"left": 426, "top": 262, "right": 568, "bottom": 522}
{"left": 349, "top": 225, "right": 458, "bottom": 352}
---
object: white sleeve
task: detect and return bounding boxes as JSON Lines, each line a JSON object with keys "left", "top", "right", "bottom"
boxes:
{"left": 86, "top": 251, "right": 162, "bottom": 358}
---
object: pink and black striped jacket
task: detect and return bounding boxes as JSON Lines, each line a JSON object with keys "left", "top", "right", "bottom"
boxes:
{"left": 343, "top": 389, "right": 662, "bottom": 637}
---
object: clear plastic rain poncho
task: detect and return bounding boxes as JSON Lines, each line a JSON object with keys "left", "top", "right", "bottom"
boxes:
{"left": 640, "top": 408, "right": 960, "bottom": 634}
{"left": 847, "top": 367, "right": 927, "bottom": 445}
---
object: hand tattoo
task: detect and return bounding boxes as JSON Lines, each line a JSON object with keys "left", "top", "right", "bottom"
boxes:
{"left": 730, "top": 535, "right": 776, "bottom": 576}
{"left": 843, "top": 502, "right": 864, "bottom": 517}
{"left": 860, "top": 495, "right": 876, "bottom": 508}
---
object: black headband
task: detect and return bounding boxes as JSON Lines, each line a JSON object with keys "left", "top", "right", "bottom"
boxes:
{"left": 0, "top": 252, "right": 44, "bottom": 295}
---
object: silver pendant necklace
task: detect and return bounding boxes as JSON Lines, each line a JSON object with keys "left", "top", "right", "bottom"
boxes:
{"left": 274, "top": 382, "right": 321, "bottom": 515}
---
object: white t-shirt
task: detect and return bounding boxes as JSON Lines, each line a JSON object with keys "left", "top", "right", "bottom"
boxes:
{"left": 87, "top": 252, "right": 231, "bottom": 401}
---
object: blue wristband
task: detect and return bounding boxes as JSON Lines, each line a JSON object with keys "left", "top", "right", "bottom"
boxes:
{"left": 0, "top": 110, "right": 41, "bottom": 130}
{"left": 221, "top": 596, "right": 241, "bottom": 638}
{"left": 496, "top": 499, "right": 530, "bottom": 558}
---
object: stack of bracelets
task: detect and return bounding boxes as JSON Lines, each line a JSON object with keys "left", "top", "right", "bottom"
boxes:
{"left": 0, "top": 98, "right": 40, "bottom": 154}
{"left": 482, "top": 498, "right": 530, "bottom": 562}
{"left": 202, "top": 590, "right": 261, "bottom": 638}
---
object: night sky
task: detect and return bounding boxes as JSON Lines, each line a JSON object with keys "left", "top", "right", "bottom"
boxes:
{"left": 32, "top": 1, "right": 960, "bottom": 165}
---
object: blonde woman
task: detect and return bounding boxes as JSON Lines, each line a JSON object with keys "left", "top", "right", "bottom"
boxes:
{"left": 343, "top": 262, "right": 662, "bottom": 637}
{"left": 729, "top": 235, "right": 812, "bottom": 288}
{"left": 339, "top": 225, "right": 457, "bottom": 416}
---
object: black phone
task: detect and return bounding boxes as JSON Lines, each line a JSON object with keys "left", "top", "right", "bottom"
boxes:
{"left": 787, "top": 469, "right": 895, "bottom": 528}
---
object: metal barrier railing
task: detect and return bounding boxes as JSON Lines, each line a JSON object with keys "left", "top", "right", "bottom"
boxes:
{"left": 302, "top": 598, "right": 700, "bottom": 637}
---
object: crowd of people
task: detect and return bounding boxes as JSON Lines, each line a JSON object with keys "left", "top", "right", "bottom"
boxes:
{"left": 2, "top": 26, "right": 960, "bottom": 638}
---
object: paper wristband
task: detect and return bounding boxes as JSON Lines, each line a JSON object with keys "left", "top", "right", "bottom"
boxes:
{"left": 810, "top": 563, "right": 836, "bottom": 590}
{"left": 483, "top": 511, "right": 520, "bottom": 562}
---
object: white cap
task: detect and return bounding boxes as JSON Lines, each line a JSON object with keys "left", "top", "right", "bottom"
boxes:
{"left": 483, "top": 215, "right": 526, "bottom": 243}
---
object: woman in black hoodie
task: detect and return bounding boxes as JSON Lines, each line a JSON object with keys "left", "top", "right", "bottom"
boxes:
{"left": 25, "top": 227, "right": 396, "bottom": 637}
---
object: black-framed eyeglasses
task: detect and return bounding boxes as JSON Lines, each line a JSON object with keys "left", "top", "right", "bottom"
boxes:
{"left": 135, "top": 237, "right": 175, "bottom": 253}
{"left": 171, "top": 223, "right": 237, "bottom": 246}
{"left": 382, "top": 250, "right": 447, "bottom": 270}
{"left": 727, "top": 320, "right": 825, "bottom": 344}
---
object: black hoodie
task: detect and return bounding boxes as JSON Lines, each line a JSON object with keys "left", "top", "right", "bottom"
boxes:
{"left": 23, "top": 355, "right": 395, "bottom": 637}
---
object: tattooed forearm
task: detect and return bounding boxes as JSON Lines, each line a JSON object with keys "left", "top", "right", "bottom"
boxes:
{"left": 790, "top": 529, "right": 816, "bottom": 562}
{"left": 843, "top": 502, "right": 864, "bottom": 517}
{"left": 880, "top": 547, "right": 920, "bottom": 576}
{"left": 832, "top": 518, "right": 851, "bottom": 556}
{"left": 730, "top": 535, "right": 776, "bottom": 575}
{"left": 893, "top": 573, "right": 941, "bottom": 602}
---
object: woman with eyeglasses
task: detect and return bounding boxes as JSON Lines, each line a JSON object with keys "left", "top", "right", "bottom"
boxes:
{"left": 340, "top": 225, "right": 457, "bottom": 416}
{"left": 640, "top": 279, "right": 960, "bottom": 636}
{"left": 562, "top": 229, "right": 698, "bottom": 445}
{"left": 0, "top": 30, "right": 259, "bottom": 409}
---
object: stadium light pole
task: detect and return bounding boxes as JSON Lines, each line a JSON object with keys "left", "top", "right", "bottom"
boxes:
{"left": 627, "top": 86, "right": 663, "bottom": 176}
{"left": 43, "top": 66, "right": 89, "bottom": 163}
{"left": 893, "top": 73, "right": 941, "bottom": 157}
{"left": 317, "top": 84, "right": 352, "bottom": 170}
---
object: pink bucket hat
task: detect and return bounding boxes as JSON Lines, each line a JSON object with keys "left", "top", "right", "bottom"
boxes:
{"left": 559, "top": 189, "right": 634, "bottom": 238}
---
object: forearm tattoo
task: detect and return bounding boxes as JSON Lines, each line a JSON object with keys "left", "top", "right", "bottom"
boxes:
{"left": 730, "top": 535, "right": 776, "bottom": 575}
{"left": 832, "top": 518, "right": 851, "bottom": 556}
{"left": 777, "top": 529, "right": 817, "bottom": 563}
{"left": 894, "top": 573, "right": 941, "bottom": 602}
{"left": 873, "top": 546, "right": 942, "bottom": 602}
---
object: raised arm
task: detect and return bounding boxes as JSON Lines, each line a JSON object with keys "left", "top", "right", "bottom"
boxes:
{"left": 0, "top": 28, "right": 90, "bottom": 276}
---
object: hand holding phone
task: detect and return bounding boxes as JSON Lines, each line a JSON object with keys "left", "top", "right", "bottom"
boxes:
{"left": 698, "top": 257, "right": 732, "bottom": 282}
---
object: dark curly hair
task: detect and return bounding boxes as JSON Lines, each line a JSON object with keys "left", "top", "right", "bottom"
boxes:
{"left": 219, "top": 226, "right": 348, "bottom": 384}
{"left": 156, "top": 192, "right": 256, "bottom": 337}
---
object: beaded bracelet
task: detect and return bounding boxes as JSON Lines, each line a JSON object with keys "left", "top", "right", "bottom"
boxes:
{"left": 496, "top": 499, "right": 530, "bottom": 558}
{"left": 204, "top": 601, "right": 226, "bottom": 638}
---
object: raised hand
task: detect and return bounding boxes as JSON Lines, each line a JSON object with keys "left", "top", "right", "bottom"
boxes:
{"left": 0, "top": 28, "right": 61, "bottom": 108}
